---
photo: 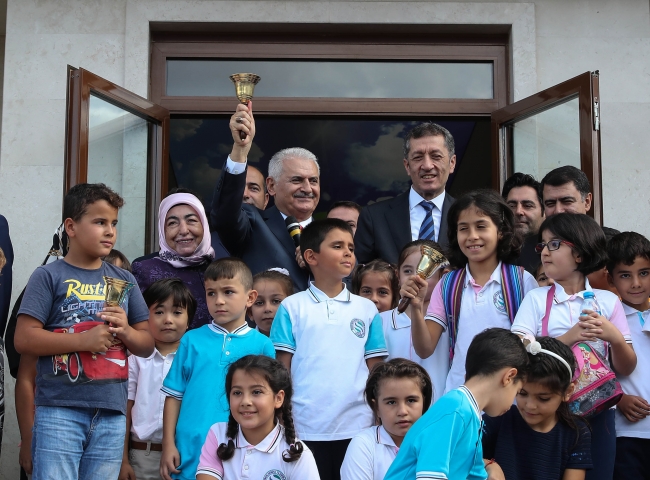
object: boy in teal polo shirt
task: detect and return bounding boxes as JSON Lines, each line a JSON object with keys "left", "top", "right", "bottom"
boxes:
{"left": 160, "top": 258, "right": 275, "bottom": 480}
{"left": 384, "top": 328, "right": 528, "bottom": 480}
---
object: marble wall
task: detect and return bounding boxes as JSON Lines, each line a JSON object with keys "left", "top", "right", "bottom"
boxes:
{"left": 0, "top": 0, "right": 648, "bottom": 477}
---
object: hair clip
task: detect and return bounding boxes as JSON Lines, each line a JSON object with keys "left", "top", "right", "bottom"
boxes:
{"left": 268, "top": 267, "right": 290, "bottom": 276}
{"left": 523, "top": 338, "right": 574, "bottom": 381}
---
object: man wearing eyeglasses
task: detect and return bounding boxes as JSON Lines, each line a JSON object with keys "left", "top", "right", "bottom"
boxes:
{"left": 502, "top": 173, "right": 545, "bottom": 274}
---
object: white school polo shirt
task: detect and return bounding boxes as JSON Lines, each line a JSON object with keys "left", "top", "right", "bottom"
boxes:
{"left": 128, "top": 348, "right": 176, "bottom": 443}
{"left": 340, "top": 425, "right": 399, "bottom": 480}
{"left": 381, "top": 307, "right": 449, "bottom": 403}
{"left": 615, "top": 304, "right": 650, "bottom": 439}
{"left": 425, "top": 262, "right": 538, "bottom": 394}
{"left": 270, "top": 283, "right": 388, "bottom": 441}
{"left": 511, "top": 281, "right": 632, "bottom": 358}
{"left": 196, "top": 422, "right": 320, "bottom": 479}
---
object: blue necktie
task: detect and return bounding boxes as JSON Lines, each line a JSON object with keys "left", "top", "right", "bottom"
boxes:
{"left": 418, "top": 201, "right": 436, "bottom": 241}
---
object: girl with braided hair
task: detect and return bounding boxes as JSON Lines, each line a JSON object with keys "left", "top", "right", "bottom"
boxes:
{"left": 196, "top": 355, "right": 319, "bottom": 479}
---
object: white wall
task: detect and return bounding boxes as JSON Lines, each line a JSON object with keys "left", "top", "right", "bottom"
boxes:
{"left": 0, "top": 0, "right": 648, "bottom": 477}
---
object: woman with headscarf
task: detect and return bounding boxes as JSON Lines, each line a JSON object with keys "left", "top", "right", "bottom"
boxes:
{"left": 132, "top": 192, "right": 221, "bottom": 329}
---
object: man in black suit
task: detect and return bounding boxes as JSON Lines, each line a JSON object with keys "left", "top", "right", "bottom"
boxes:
{"left": 211, "top": 103, "right": 319, "bottom": 291}
{"left": 355, "top": 122, "right": 456, "bottom": 265}
{"left": 502, "top": 173, "right": 545, "bottom": 275}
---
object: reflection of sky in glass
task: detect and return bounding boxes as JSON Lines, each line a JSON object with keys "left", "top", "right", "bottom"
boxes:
{"left": 167, "top": 60, "right": 493, "bottom": 99}
{"left": 89, "top": 94, "right": 145, "bottom": 140}
{"left": 169, "top": 116, "right": 491, "bottom": 217}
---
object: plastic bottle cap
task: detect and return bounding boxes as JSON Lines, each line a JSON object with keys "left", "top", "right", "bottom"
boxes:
{"left": 583, "top": 292, "right": 594, "bottom": 298}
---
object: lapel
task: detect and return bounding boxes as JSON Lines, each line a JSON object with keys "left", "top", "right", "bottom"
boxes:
{"left": 263, "top": 206, "right": 297, "bottom": 258}
{"left": 438, "top": 193, "right": 454, "bottom": 245}
{"left": 385, "top": 192, "right": 412, "bottom": 252}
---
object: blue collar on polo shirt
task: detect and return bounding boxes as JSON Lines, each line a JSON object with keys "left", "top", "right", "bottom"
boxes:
{"left": 458, "top": 385, "right": 482, "bottom": 422}
{"left": 390, "top": 307, "right": 411, "bottom": 330}
{"left": 552, "top": 279, "right": 593, "bottom": 304}
{"left": 209, "top": 322, "right": 251, "bottom": 336}
{"left": 622, "top": 302, "right": 649, "bottom": 327}
{"left": 235, "top": 422, "right": 284, "bottom": 453}
{"left": 376, "top": 425, "right": 398, "bottom": 448}
{"left": 408, "top": 187, "right": 446, "bottom": 213}
{"left": 307, "top": 282, "right": 351, "bottom": 303}
{"left": 463, "top": 262, "right": 503, "bottom": 288}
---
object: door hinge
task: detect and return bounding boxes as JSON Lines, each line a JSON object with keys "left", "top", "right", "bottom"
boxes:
{"left": 593, "top": 97, "right": 600, "bottom": 131}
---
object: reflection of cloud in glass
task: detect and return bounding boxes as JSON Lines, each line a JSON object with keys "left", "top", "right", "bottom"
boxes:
{"left": 167, "top": 61, "right": 494, "bottom": 99}
{"left": 213, "top": 142, "right": 265, "bottom": 164}
{"left": 171, "top": 119, "right": 203, "bottom": 141}
{"left": 344, "top": 123, "right": 410, "bottom": 192}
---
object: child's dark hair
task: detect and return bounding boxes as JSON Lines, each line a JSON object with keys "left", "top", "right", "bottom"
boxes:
{"left": 525, "top": 337, "right": 583, "bottom": 440}
{"left": 205, "top": 257, "right": 253, "bottom": 291}
{"left": 465, "top": 328, "right": 528, "bottom": 382}
{"left": 365, "top": 358, "right": 433, "bottom": 422}
{"left": 142, "top": 278, "right": 197, "bottom": 324}
{"left": 252, "top": 270, "right": 295, "bottom": 297}
{"left": 300, "top": 218, "right": 353, "bottom": 258}
{"left": 217, "top": 355, "right": 303, "bottom": 462}
{"left": 606, "top": 231, "right": 650, "bottom": 274}
{"left": 63, "top": 183, "right": 124, "bottom": 222}
{"left": 538, "top": 213, "right": 607, "bottom": 275}
{"left": 446, "top": 189, "right": 522, "bottom": 269}
{"left": 103, "top": 249, "right": 132, "bottom": 272}
{"left": 398, "top": 240, "right": 445, "bottom": 271}
{"left": 328, "top": 200, "right": 362, "bottom": 215}
{"left": 352, "top": 259, "right": 399, "bottom": 309}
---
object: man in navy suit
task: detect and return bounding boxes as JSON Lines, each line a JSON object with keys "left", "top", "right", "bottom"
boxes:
{"left": 355, "top": 123, "right": 456, "bottom": 265}
{"left": 211, "top": 103, "right": 319, "bottom": 291}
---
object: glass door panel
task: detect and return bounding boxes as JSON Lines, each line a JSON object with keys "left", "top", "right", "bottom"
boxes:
{"left": 511, "top": 96, "right": 580, "bottom": 179}
{"left": 65, "top": 67, "right": 170, "bottom": 256}
{"left": 491, "top": 71, "right": 602, "bottom": 223}
{"left": 87, "top": 94, "right": 150, "bottom": 260}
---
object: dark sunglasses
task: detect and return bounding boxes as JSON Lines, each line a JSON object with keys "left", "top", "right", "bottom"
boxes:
{"left": 535, "top": 239, "right": 575, "bottom": 254}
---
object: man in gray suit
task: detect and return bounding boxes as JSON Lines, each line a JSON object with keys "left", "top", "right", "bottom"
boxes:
{"left": 355, "top": 122, "right": 456, "bottom": 265}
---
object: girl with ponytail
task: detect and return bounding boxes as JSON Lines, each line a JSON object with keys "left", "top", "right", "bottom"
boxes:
{"left": 196, "top": 355, "right": 319, "bottom": 479}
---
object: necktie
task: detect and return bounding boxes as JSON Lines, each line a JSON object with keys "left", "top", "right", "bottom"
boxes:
{"left": 418, "top": 200, "right": 435, "bottom": 241}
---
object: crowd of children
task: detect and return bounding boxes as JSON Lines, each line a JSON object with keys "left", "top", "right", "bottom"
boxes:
{"left": 10, "top": 182, "right": 650, "bottom": 480}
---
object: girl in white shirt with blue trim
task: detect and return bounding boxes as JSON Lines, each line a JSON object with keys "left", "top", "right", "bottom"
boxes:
{"left": 340, "top": 358, "right": 433, "bottom": 480}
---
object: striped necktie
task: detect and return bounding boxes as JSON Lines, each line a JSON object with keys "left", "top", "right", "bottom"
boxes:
{"left": 418, "top": 200, "right": 435, "bottom": 241}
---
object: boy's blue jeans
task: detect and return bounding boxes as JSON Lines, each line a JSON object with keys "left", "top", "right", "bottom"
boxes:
{"left": 32, "top": 406, "right": 125, "bottom": 480}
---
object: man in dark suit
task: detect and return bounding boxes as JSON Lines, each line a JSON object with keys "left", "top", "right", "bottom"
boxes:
{"left": 211, "top": 102, "right": 319, "bottom": 291}
{"left": 502, "top": 172, "right": 545, "bottom": 275}
{"left": 355, "top": 122, "right": 456, "bottom": 265}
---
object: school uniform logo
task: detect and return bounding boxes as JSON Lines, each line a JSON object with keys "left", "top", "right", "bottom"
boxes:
{"left": 263, "top": 470, "right": 287, "bottom": 480}
{"left": 350, "top": 319, "right": 366, "bottom": 338}
{"left": 493, "top": 291, "right": 507, "bottom": 314}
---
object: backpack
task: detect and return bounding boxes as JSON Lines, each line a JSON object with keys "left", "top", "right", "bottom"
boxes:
{"left": 441, "top": 263, "right": 525, "bottom": 366}
{"left": 541, "top": 284, "right": 622, "bottom": 417}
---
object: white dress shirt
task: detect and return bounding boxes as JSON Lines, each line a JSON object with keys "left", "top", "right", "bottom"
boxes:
{"left": 128, "top": 348, "right": 176, "bottom": 443}
{"left": 408, "top": 187, "right": 445, "bottom": 242}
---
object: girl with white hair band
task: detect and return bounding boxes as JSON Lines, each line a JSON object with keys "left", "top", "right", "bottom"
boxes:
{"left": 481, "top": 336, "right": 593, "bottom": 480}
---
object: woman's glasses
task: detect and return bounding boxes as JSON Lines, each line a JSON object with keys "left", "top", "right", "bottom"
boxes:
{"left": 535, "top": 239, "right": 575, "bottom": 254}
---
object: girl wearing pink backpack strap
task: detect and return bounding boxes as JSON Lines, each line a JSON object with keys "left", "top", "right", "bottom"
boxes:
{"left": 512, "top": 213, "right": 637, "bottom": 480}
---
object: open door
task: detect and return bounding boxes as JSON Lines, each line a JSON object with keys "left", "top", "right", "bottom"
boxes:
{"left": 65, "top": 67, "right": 170, "bottom": 259}
{"left": 491, "top": 71, "right": 602, "bottom": 223}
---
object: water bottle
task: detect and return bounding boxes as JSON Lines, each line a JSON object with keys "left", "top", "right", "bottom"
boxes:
{"left": 580, "top": 292, "right": 606, "bottom": 357}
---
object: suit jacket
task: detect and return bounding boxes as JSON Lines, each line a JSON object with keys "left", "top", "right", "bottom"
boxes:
{"left": 355, "top": 191, "right": 455, "bottom": 265}
{"left": 211, "top": 166, "right": 310, "bottom": 291}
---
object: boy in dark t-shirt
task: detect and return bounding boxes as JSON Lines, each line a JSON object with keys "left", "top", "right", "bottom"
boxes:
{"left": 16, "top": 183, "right": 154, "bottom": 480}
